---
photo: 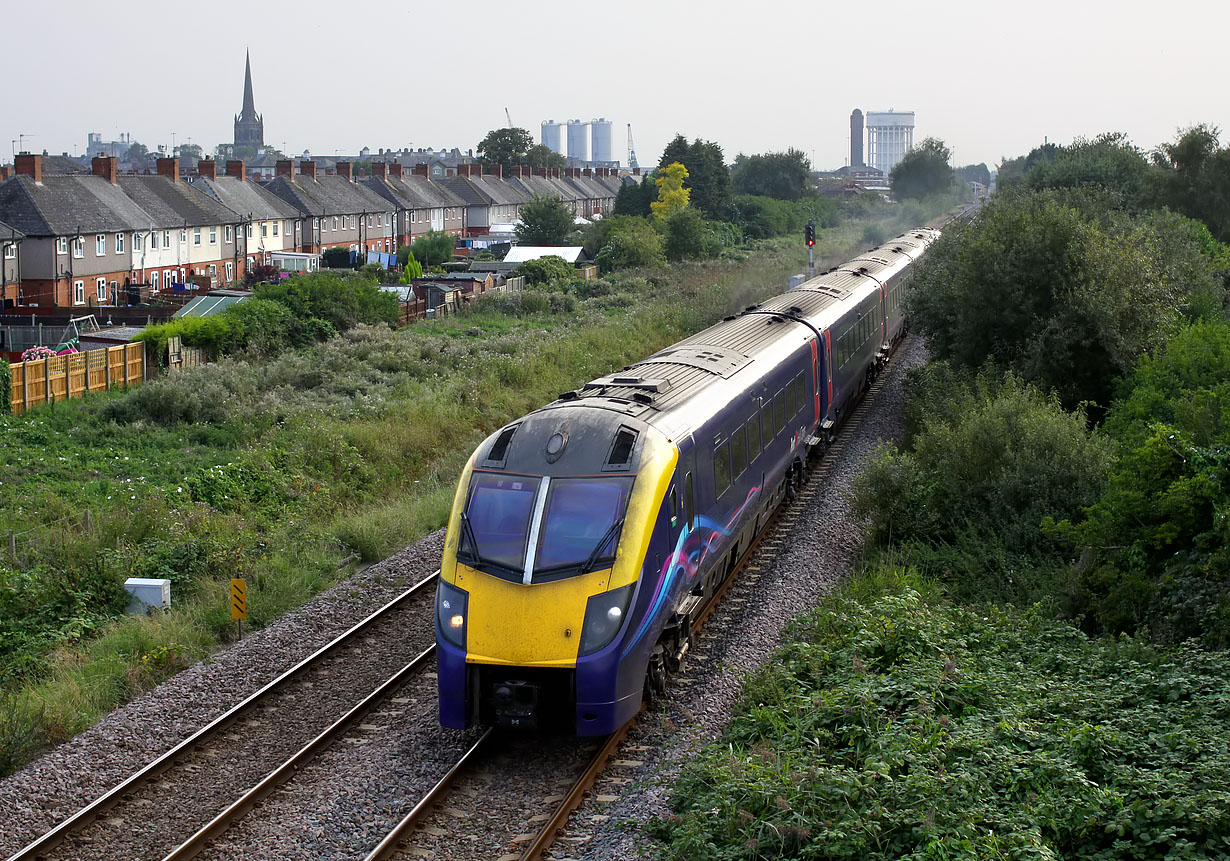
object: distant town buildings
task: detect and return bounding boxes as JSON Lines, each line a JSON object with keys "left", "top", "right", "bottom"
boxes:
{"left": 232, "top": 50, "right": 264, "bottom": 158}
{"left": 865, "top": 110, "right": 915, "bottom": 176}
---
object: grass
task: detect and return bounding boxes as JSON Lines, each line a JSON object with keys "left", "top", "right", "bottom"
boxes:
{"left": 0, "top": 209, "right": 937, "bottom": 776}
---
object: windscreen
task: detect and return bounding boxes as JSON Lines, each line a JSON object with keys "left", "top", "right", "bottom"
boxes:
{"left": 463, "top": 474, "right": 540, "bottom": 573}
{"left": 535, "top": 477, "right": 634, "bottom": 574}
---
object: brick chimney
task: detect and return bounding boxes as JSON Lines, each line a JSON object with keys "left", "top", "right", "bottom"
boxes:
{"left": 157, "top": 157, "right": 180, "bottom": 183}
{"left": 552, "top": 168, "right": 563, "bottom": 178}
{"left": 582, "top": 168, "right": 593, "bottom": 178}
{"left": 488, "top": 164, "right": 502, "bottom": 179}
{"left": 372, "top": 162, "right": 388, "bottom": 179}
{"left": 300, "top": 160, "right": 317, "bottom": 180}
{"left": 336, "top": 161, "right": 353, "bottom": 181}
{"left": 533, "top": 167, "right": 548, "bottom": 178}
{"left": 389, "top": 162, "right": 404, "bottom": 178}
{"left": 276, "top": 160, "right": 294, "bottom": 178}
{"left": 197, "top": 158, "right": 217, "bottom": 181}
{"left": 91, "top": 154, "right": 118, "bottom": 184}
{"left": 226, "top": 160, "right": 246, "bottom": 181}
{"left": 412, "top": 164, "right": 429, "bottom": 177}
{"left": 565, "top": 168, "right": 580, "bottom": 178}
{"left": 0, "top": 166, "right": 11, "bottom": 182}
{"left": 15, "top": 153, "right": 42, "bottom": 183}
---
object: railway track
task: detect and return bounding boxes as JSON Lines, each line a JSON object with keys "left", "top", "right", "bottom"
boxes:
{"left": 7, "top": 570, "right": 442, "bottom": 861}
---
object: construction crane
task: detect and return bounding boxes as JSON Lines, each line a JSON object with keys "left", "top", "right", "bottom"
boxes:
{"left": 505, "top": 107, "right": 513, "bottom": 128}
{"left": 627, "top": 123, "right": 639, "bottom": 170}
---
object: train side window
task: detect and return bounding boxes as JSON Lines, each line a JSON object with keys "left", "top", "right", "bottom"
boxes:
{"left": 714, "top": 442, "right": 732, "bottom": 498}
{"left": 775, "top": 391, "right": 787, "bottom": 431}
{"left": 731, "top": 425, "right": 748, "bottom": 479}
{"left": 748, "top": 412, "right": 762, "bottom": 460}
{"left": 762, "top": 403, "right": 774, "bottom": 441}
{"left": 685, "top": 472, "right": 695, "bottom": 528}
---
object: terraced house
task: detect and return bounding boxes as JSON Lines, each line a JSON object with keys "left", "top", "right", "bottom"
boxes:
{"left": 263, "top": 161, "right": 396, "bottom": 255}
{"left": 189, "top": 158, "right": 301, "bottom": 271}
{"left": 1, "top": 220, "right": 22, "bottom": 307}
{"left": 362, "top": 162, "right": 467, "bottom": 247}
{"left": 0, "top": 153, "right": 152, "bottom": 306}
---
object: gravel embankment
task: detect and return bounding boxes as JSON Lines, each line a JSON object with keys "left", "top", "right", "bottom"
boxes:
{"left": 561, "top": 335, "right": 925, "bottom": 860}
{"left": 0, "top": 532, "right": 445, "bottom": 858}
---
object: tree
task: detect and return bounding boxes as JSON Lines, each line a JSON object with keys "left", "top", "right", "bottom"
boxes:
{"left": 889, "top": 137, "right": 955, "bottom": 200}
{"left": 126, "top": 142, "right": 153, "bottom": 170}
{"left": 1152, "top": 124, "right": 1230, "bottom": 241}
{"left": 400, "top": 249, "right": 423, "bottom": 283}
{"left": 614, "top": 175, "right": 656, "bottom": 217}
{"left": 1025, "top": 132, "right": 1151, "bottom": 209}
{"left": 513, "top": 255, "right": 574, "bottom": 287}
{"left": 592, "top": 217, "right": 665, "bottom": 271}
{"left": 515, "top": 195, "right": 575, "bottom": 246}
{"left": 907, "top": 189, "right": 1219, "bottom": 411}
{"left": 411, "top": 231, "right": 454, "bottom": 267}
{"left": 477, "top": 127, "right": 534, "bottom": 176}
{"left": 664, "top": 208, "right": 718, "bottom": 261}
{"left": 731, "top": 149, "right": 812, "bottom": 200}
{"left": 658, "top": 135, "right": 731, "bottom": 219}
{"left": 524, "top": 144, "right": 567, "bottom": 170}
{"left": 652, "top": 163, "right": 690, "bottom": 221}
{"left": 175, "top": 143, "right": 204, "bottom": 169}
{"left": 955, "top": 163, "right": 991, "bottom": 188}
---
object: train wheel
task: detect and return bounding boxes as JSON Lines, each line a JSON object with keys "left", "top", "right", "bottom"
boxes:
{"left": 644, "top": 644, "right": 668, "bottom": 702}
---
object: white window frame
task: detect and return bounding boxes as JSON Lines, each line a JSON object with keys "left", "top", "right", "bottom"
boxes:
{"left": 72, "top": 237, "right": 84, "bottom": 258}
{"left": 246, "top": 224, "right": 253, "bottom": 239}
{"left": 332, "top": 216, "right": 338, "bottom": 231}
{"left": 73, "top": 280, "right": 85, "bottom": 304}
{"left": 208, "top": 263, "right": 217, "bottom": 278}
{"left": 164, "top": 230, "right": 171, "bottom": 247}
{"left": 180, "top": 229, "right": 187, "bottom": 242}
{"left": 57, "top": 237, "right": 67, "bottom": 255}
{"left": 3, "top": 243, "right": 14, "bottom": 259}
{"left": 194, "top": 228, "right": 202, "bottom": 246}
{"left": 95, "top": 277, "right": 106, "bottom": 300}
{"left": 209, "top": 226, "right": 217, "bottom": 245}
{"left": 151, "top": 270, "right": 160, "bottom": 291}
{"left": 149, "top": 231, "right": 158, "bottom": 250}
{"left": 95, "top": 234, "right": 105, "bottom": 256}
{"left": 225, "top": 261, "right": 234, "bottom": 281}
{"left": 225, "top": 225, "right": 233, "bottom": 242}
{"left": 272, "top": 221, "right": 279, "bottom": 236}
{"left": 115, "top": 233, "right": 125, "bottom": 253}
{"left": 261, "top": 223, "right": 268, "bottom": 238}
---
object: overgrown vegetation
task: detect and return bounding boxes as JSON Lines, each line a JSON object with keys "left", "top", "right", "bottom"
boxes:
{"left": 0, "top": 204, "right": 930, "bottom": 776}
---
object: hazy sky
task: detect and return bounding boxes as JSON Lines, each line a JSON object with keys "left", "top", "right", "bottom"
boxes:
{"left": 6, "top": 0, "right": 1226, "bottom": 171}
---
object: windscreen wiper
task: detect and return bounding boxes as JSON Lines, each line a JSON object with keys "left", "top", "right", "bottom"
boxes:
{"left": 578, "top": 518, "right": 625, "bottom": 575}
{"left": 458, "top": 511, "right": 481, "bottom": 563}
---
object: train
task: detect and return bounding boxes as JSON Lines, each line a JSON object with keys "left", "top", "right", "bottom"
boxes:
{"left": 435, "top": 226, "right": 941, "bottom": 734}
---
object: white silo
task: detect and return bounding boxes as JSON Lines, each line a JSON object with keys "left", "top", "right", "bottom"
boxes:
{"left": 590, "top": 118, "right": 613, "bottom": 163}
{"left": 541, "top": 120, "right": 563, "bottom": 155}
{"left": 567, "top": 119, "right": 589, "bottom": 162}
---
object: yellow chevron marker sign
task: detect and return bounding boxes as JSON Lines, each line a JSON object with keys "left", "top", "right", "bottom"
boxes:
{"left": 231, "top": 578, "right": 248, "bottom": 620}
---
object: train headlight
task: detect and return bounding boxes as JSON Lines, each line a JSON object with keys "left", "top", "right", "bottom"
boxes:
{"left": 578, "top": 583, "right": 635, "bottom": 656}
{"left": 436, "top": 579, "right": 468, "bottom": 649}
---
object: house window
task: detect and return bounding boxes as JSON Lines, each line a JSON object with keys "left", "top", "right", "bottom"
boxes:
{"left": 209, "top": 227, "right": 217, "bottom": 244}
{"left": 3, "top": 244, "right": 14, "bottom": 259}
{"left": 246, "top": 256, "right": 254, "bottom": 270}
{"left": 149, "top": 231, "right": 159, "bottom": 250}
{"left": 247, "top": 224, "right": 253, "bottom": 238}
{"left": 180, "top": 229, "right": 187, "bottom": 242}
{"left": 164, "top": 230, "right": 171, "bottom": 247}
{"left": 225, "top": 225, "right": 233, "bottom": 242}
{"left": 96, "top": 277, "right": 106, "bottom": 300}
{"left": 194, "top": 228, "right": 202, "bottom": 245}
{"left": 57, "top": 237, "right": 67, "bottom": 255}
{"left": 151, "top": 270, "right": 160, "bottom": 291}
{"left": 133, "top": 232, "right": 143, "bottom": 251}
{"left": 272, "top": 222, "right": 279, "bottom": 236}
{"left": 261, "top": 223, "right": 267, "bottom": 238}
{"left": 96, "top": 234, "right": 106, "bottom": 256}
{"left": 72, "top": 237, "right": 84, "bottom": 258}
{"left": 208, "top": 264, "right": 217, "bottom": 278}
{"left": 163, "top": 270, "right": 172, "bottom": 288}
{"left": 225, "top": 261, "right": 234, "bottom": 281}
{"left": 115, "top": 233, "right": 125, "bottom": 253}
{"left": 73, "top": 280, "right": 84, "bottom": 304}
{"left": 332, "top": 216, "right": 338, "bottom": 231}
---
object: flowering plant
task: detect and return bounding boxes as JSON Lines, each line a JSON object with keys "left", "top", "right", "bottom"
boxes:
{"left": 21, "top": 345, "right": 56, "bottom": 362}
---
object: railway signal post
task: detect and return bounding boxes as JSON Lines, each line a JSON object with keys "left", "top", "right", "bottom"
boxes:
{"left": 231, "top": 577, "right": 247, "bottom": 638}
{"left": 805, "top": 222, "right": 816, "bottom": 279}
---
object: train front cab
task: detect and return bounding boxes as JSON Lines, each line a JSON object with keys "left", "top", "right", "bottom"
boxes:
{"left": 436, "top": 415, "right": 682, "bottom": 736}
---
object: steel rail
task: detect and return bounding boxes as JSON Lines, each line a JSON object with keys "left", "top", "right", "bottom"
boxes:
{"left": 162, "top": 644, "right": 438, "bottom": 860}
{"left": 362, "top": 728, "right": 496, "bottom": 861}
{"left": 6, "top": 569, "right": 441, "bottom": 861}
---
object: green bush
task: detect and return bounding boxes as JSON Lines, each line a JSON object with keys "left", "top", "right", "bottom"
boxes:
{"left": 321, "top": 247, "right": 351, "bottom": 269}
{"left": 659, "top": 575, "right": 1230, "bottom": 860}
{"left": 411, "top": 230, "right": 454, "bottom": 266}
{"left": 512, "top": 255, "right": 574, "bottom": 287}
{"left": 664, "top": 208, "right": 720, "bottom": 261}
{"left": 254, "top": 272, "right": 399, "bottom": 331}
{"left": 592, "top": 217, "right": 665, "bottom": 271}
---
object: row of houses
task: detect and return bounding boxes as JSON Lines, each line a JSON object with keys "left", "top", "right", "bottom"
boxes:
{"left": 0, "top": 153, "right": 629, "bottom": 310}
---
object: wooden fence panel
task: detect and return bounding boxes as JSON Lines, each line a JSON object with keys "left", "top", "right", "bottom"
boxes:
{"left": 9, "top": 344, "right": 145, "bottom": 415}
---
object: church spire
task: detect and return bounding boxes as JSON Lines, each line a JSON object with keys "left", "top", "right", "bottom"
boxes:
{"left": 240, "top": 49, "right": 257, "bottom": 121}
